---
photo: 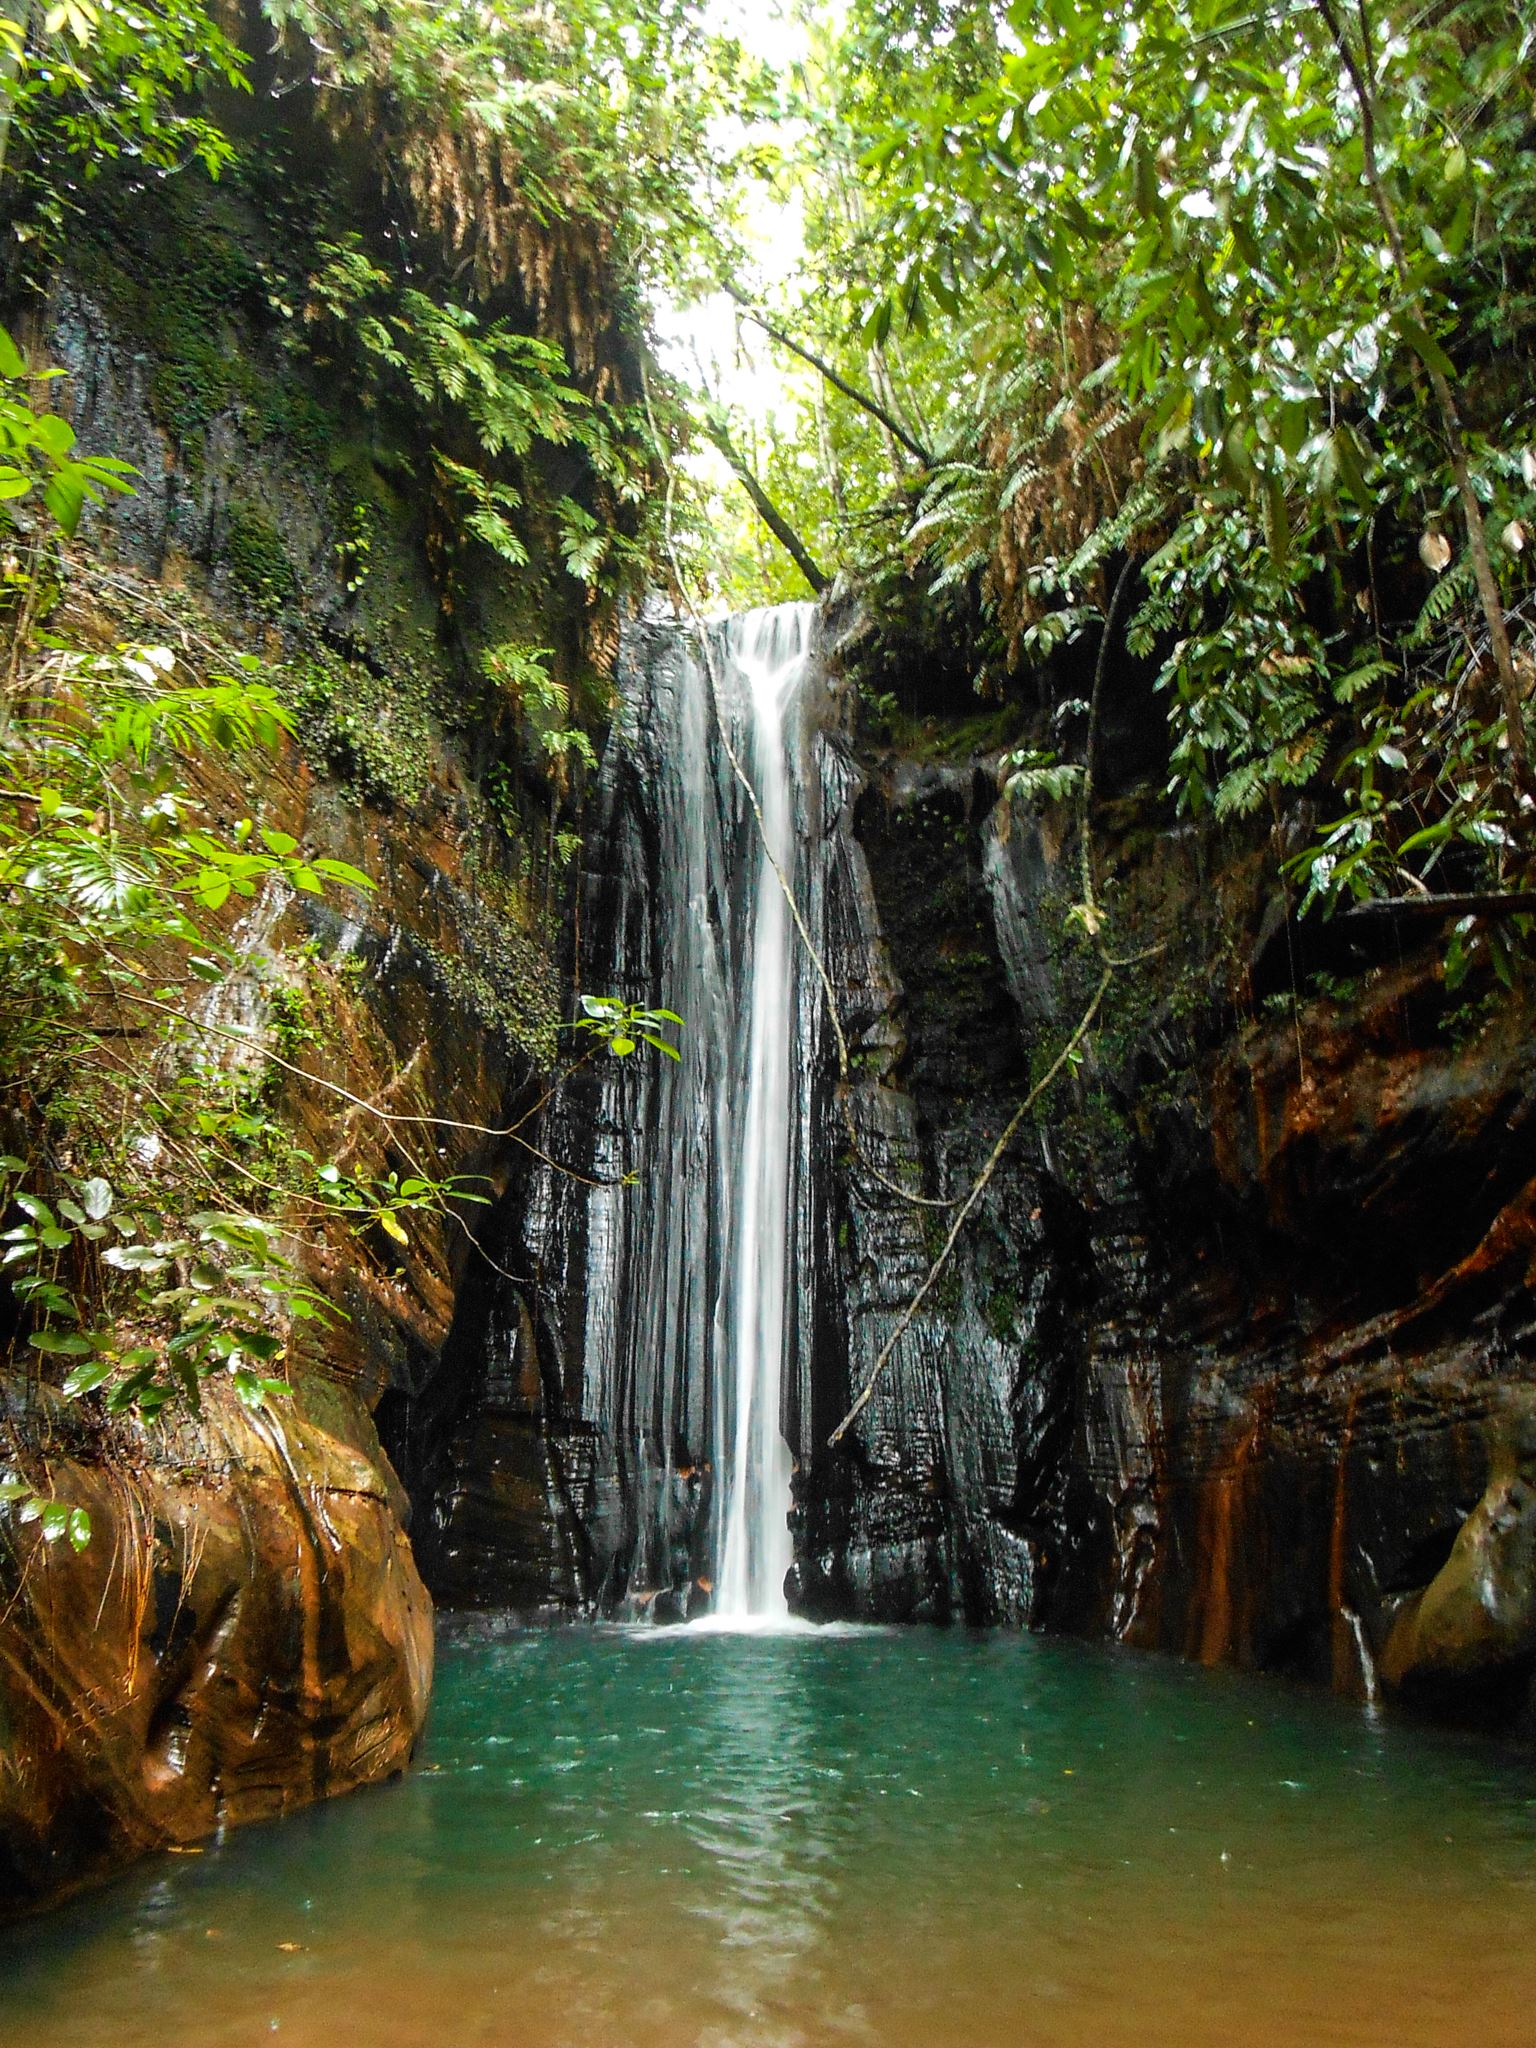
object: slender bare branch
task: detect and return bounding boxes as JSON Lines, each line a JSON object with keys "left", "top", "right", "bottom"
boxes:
{"left": 703, "top": 413, "right": 828, "bottom": 595}
{"left": 828, "top": 965, "right": 1115, "bottom": 1447}
{"left": 725, "top": 286, "right": 934, "bottom": 465}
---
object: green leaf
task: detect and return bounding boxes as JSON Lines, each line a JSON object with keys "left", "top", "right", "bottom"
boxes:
{"left": 1396, "top": 315, "right": 1456, "bottom": 384}
{"left": 61, "top": 1356, "right": 115, "bottom": 1398}
{"left": 102, "top": 1244, "right": 169, "bottom": 1272}
{"left": 29, "top": 1329, "right": 93, "bottom": 1356}
{"left": 237, "top": 1330, "right": 284, "bottom": 1362}
{"left": 310, "top": 857, "right": 374, "bottom": 890}
{"left": 260, "top": 828, "right": 298, "bottom": 856}
{"left": 41, "top": 468, "right": 86, "bottom": 536}
{"left": 67, "top": 1507, "right": 92, "bottom": 1552}
{"left": 31, "top": 411, "right": 76, "bottom": 459}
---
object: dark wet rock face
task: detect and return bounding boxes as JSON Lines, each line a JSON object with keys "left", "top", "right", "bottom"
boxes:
{"left": 405, "top": 608, "right": 1536, "bottom": 1733}
{"left": 1381, "top": 1396, "right": 1536, "bottom": 1715}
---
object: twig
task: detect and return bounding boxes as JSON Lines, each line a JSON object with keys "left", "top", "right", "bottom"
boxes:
{"left": 828, "top": 964, "right": 1115, "bottom": 1446}
{"left": 725, "top": 288, "right": 934, "bottom": 465}
{"left": 104, "top": 987, "right": 626, "bottom": 1189}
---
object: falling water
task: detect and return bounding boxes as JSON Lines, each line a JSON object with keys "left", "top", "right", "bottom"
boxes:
{"left": 712, "top": 608, "right": 806, "bottom": 1623}
{"left": 533, "top": 600, "right": 816, "bottom": 1623}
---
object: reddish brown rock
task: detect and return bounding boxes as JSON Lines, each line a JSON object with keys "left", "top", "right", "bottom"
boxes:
{"left": 0, "top": 1375, "right": 432, "bottom": 1916}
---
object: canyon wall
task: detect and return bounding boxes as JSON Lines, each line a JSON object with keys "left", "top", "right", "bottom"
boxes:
{"left": 5, "top": 164, "right": 1535, "bottom": 1919}
{"left": 404, "top": 602, "right": 1536, "bottom": 1731}
{"left": 0, "top": 124, "right": 589, "bottom": 1907}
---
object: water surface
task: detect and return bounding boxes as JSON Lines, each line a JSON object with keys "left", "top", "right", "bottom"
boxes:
{"left": 5, "top": 1624, "right": 1535, "bottom": 2047}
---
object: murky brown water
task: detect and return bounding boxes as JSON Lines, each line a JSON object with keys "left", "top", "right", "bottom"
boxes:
{"left": 4, "top": 1624, "right": 1534, "bottom": 2047}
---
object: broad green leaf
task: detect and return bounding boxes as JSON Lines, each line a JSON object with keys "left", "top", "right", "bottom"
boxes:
{"left": 29, "top": 1329, "right": 93, "bottom": 1356}
{"left": 61, "top": 1356, "right": 115, "bottom": 1397}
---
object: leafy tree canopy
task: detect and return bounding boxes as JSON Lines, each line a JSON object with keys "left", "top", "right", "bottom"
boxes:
{"left": 695, "top": 0, "right": 1536, "bottom": 943}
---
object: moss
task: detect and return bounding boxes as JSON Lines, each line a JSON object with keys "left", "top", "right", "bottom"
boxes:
{"left": 70, "top": 171, "right": 336, "bottom": 464}
{"left": 984, "top": 1285, "right": 1020, "bottom": 1341}
{"left": 281, "top": 646, "right": 436, "bottom": 811}
{"left": 225, "top": 503, "right": 297, "bottom": 613}
{"left": 866, "top": 696, "right": 1028, "bottom": 762}
{"left": 921, "top": 1213, "right": 964, "bottom": 1318}
{"left": 424, "top": 912, "right": 559, "bottom": 1070}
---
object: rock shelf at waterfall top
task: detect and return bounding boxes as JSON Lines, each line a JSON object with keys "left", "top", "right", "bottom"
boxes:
{"left": 5, "top": 1626, "right": 1536, "bottom": 2048}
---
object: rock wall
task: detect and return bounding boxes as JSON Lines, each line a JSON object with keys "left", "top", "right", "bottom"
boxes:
{"left": 830, "top": 644, "right": 1536, "bottom": 1724}
{"left": 0, "top": 137, "right": 589, "bottom": 1908}
{"left": 0, "top": 1375, "right": 432, "bottom": 1916}
{"left": 404, "top": 604, "right": 1536, "bottom": 1733}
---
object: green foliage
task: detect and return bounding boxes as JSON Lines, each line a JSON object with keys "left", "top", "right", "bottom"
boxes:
{"left": 481, "top": 641, "right": 600, "bottom": 782}
{"left": 300, "top": 236, "right": 662, "bottom": 612}
{"left": 224, "top": 502, "right": 297, "bottom": 613}
{"left": 0, "top": 337, "right": 393, "bottom": 1458}
{"left": 717, "top": 0, "right": 1536, "bottom": 931}
{"left": 0, "top": 325, "right": 134, "bottom": 530}
{"left": 570, "top": 995, "right": 684, "bottom": 1061}
{"left": 1, "top": 0, "right": 245, "bottom": 258}
{"left": 0, "top": 1467, "right": 90, "bottom": 1551}
{"left": 282, "top": 646, "right": 435, "bottom": 811}
{"left": 311, "top": 1158, "right": 491, "bottom": 1251}
{"left": 0, "top": 1158, "right": 318, "bottom": 1419}
{"left": 1003, "top": 749, "right": 1084, "bottom": 807}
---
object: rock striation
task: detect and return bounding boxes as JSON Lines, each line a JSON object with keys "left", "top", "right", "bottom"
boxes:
{"left": 404, "top": 603, "right": 1536, "bottom": 1731}
{"left": 0, "top": 1376, "right": 432, "bottom": 1915}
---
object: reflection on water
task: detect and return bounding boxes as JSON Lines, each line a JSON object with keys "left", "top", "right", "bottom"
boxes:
{"left": 4, "top": 1625, "right": 1536, "bottom": 2048}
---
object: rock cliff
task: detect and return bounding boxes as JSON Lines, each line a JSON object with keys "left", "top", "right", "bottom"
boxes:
{"left": 395, "top": 603, "right": 1536, "bottom": 1734}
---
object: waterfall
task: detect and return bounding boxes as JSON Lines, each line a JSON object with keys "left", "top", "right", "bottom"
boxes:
{"left": 536, "top": 601, "right": 816, "bottom": 1623}
{"left": 712, "top": 610, "right": 803, "bottom": 1624}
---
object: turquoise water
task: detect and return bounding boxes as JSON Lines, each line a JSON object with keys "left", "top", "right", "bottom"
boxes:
{"left": 4, "top": 1624, "right": 1536, "bottom": 2047}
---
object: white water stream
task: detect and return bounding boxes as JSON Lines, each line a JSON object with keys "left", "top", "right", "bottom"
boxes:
{"left": 547, "top": 600, "right": 816, "bottom": 1625}
{"left": 711, "top": 605, "right": 809, "bottom": 1624}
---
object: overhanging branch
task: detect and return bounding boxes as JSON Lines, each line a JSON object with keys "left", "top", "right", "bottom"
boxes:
{"left": 725, "top": 286, "right": 934, "bottom": 466}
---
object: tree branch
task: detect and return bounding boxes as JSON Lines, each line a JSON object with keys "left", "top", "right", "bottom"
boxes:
{"left": 725, "top": 286, "right": 934, "bottom": 466}
{"left": 704, "top": 413, "right": 828, "bottom": 595}
{"left": 1339, "top": 889, "right": 1536, "bottom": 921}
